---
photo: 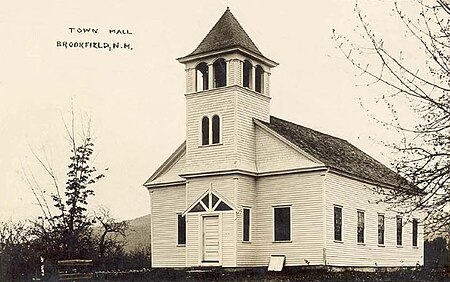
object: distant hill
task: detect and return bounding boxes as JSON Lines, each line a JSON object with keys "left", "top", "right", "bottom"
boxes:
{"left": 92, "top": 213, "right": 151, "bottom": 253}
{"left": 123, "top": 214, "right": 151, "bottom": 253}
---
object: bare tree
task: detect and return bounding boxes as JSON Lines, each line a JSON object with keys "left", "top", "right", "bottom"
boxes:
{"left": 24, "top": 105, "right": 105, "bottom": 260}
{"left": 333, "top": 0, "right": 449, "bottom": 236}
{"left": 94, "top": 207, "right": 129, "bottom": 259}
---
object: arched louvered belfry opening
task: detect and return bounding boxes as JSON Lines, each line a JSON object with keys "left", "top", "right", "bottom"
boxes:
{"left": 243, "top": 60, "right": 252, "bottom": 88}
{"left": 196, "top": 62, "right": 209, "bottom": 91}
{"left": 201, "top": 116, "right": 209, "bottom": 145}
{"left": 212, "top": 115, "right": 220, "bottom": 144}
{"left": 213, "top": 58, "right": 227, "bottom": 88}
{"left": 255, "top": 65, "right": 264, "bottom": 93}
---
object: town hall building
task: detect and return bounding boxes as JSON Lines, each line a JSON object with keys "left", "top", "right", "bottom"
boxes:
{"left": 144, "top": 8, "right": 423, "bottom": 268}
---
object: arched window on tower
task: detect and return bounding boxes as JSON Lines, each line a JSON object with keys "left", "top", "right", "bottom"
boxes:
{"left": 255, "top": 65, "right": 264, "bottom": 94}
{"left": 201, "top": 116, "right": 209, "bottom": 145}
{"left": 196, "top": 62, "right": 209, "bottom": 91}
{"left": 212, "top": 115, "right": 220, "bottom": 144}
{"left": 243, "top": 60, "right": 252, "bottom": 88}
{"left": 213, "top": 58, "right": 227, "bottom": 88}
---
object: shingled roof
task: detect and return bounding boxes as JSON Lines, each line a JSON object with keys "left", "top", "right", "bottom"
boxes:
{"left": 186, "top": 7, "right": 263, "bottom": 57}
{"left": 261, "top": 116, "right": 407, "bottom": 187}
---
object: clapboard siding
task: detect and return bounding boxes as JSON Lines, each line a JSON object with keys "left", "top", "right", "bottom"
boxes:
{"left": 236, "top": 175, "right": 257, "bottom": 266}
{"left": 252, "top": 172, "right": 325, "bottom": 266}
{"left": 185, "top": 87, "right": 236, "bottom": 173}
{"left": 222, "top": 212, "right": 237, "bottom": 267}
{"left": 151, "top": 185, "right": 186, "bottom": 267}
{"left": 255, "top": 126, "right": 319, "bottom": 173}
{"left": 186, "top": 175, "right": 236, "bottom": 207}
{"left": 324, "top": 172, "right": 424, "bottom": 266}
{"left": 185, "top": 85, "right": 270, "bottom": 175}
{"left": 236, "top": 88, "right": 270, "bottom": 172}
{"left": 186, "top": 214, "right": 200, "bottom": 266}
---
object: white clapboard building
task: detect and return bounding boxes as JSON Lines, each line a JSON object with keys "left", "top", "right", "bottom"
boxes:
{"left": 144, "top": 8, "right": 423, "bottom": 268}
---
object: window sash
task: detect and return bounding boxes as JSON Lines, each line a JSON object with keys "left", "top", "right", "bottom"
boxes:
{"left": 378, "top": 214, "right": 385, "bottom": 245}
{"left": 412, "top": 219, "right": 418, "bottom": 247}
{"left": 177, "top": 214, "right": 186, "bottom": 245}
{"left": 212, "top": 115, "right": 220, "bottom": 144}
{"left": 274, "top": 207, "right": 291, "bottom": 241}
{"left": 201, "top": 117, "right": 209, "bottom": 145}
{"left": 357, "top": 211, "right": 364, "bottom": 243}
{"left": 334, "top": 206, "right": 342, "bottom": 241}
{"left": 396, "top": 216, "right": 403, "bottom": 246}
{"left": 243, "top": 208, "right": 250, "bottom": 242}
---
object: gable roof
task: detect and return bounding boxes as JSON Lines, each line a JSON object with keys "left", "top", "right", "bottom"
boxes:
{"left": 185, "top": 8, "right": 263, "bottom": 58}
{"left": 143, "top": 141, "right": 186, "bottom": 187}
{"left": 260, "top": 116, "right": 407, "bottom": 187}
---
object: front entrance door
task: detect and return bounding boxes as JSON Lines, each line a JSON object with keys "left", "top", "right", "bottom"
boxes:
{"left": 202, "top": 215, "right": 219, "bottom": 263}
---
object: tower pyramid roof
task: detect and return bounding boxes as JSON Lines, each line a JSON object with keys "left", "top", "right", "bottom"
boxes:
{"left": 181, "top": 8, "right": 265, "bottom": 59}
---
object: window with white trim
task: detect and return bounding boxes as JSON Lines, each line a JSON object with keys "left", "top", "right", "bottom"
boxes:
{"left": 396, "top": 216, "right": 403, "bottom": 246}
{"left": 212, "top": 115, "right": 220, "bottom": 144}
{"left": 334, "top": 205, "right": 342, "bottom": 241}
{"left": 177, "top": 214, "right": 186, "bottom": 245}
{"left": 378, "top": 214, "right": 385, "bottom": 245}
{"left": 357, "top": 210, "right": 365, "bottom": 243}
{"left": 201, "top": 116, "right": 209, "bottom": 145}
{"left": 243, "top": 208, "right": 251, "bottom": 242}
{"left": 200, "top": 115, "right": 221, "bottom": 145}
{"left": 412, "top": 219, "right": 418, "bottom": 247}
{"left": 273, "top": 206, "right": 291, "bottom": 242}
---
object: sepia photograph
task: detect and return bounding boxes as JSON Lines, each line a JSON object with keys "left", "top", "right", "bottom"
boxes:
{"left": 1, "top": 0, "right": 449, "bottom": 281}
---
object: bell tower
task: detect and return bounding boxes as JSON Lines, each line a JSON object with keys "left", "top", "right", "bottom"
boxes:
{"left": 177, "top": 8, "right": 278, "bottom": 175}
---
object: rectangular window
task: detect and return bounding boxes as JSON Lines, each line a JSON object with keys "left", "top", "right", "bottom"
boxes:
{"left": 177, "top": 214, "right": 186, "bottom": 245}
{"left": 412, "top": 219, "right": 418, "bottom": 247}
{"left": 357, "top": 210, "right": 365, "bottom": 243}
{"left": 396, "top": 216, "right": 403, "bottom": 246}
{"left": 378, "top": 214, "right": 385, "bottom": 245}
{"left": 334, "top": 206, "right": 342, "bottom": 241}
{"left": 243, "top": 208, "right": 251, "bottom": 242}
{"left": 274, "top": 206, "right": 291, "bottom": 241}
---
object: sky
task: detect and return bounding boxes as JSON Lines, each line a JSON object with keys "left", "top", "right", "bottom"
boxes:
{"left": 0, "top": 0, "right": 416, "bottom": 221}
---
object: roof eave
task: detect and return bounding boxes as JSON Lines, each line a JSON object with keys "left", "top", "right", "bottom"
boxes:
{"left": 327, "top": 167, "right": 414, "bottom": 192}
{"left": 177, "top": 47, "right": 279, "bottom": 68}
{"left": 145, "top": 180, "right": 186, "bottom": 189}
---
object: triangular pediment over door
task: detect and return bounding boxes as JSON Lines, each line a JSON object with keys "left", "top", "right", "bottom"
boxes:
{"left": 182, "top": 189, "right": 236, "bottom": 216}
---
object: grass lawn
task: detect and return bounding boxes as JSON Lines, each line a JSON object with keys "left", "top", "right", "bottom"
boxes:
{"left": 89, "top": 267, "right": 449, "bottom": 281}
